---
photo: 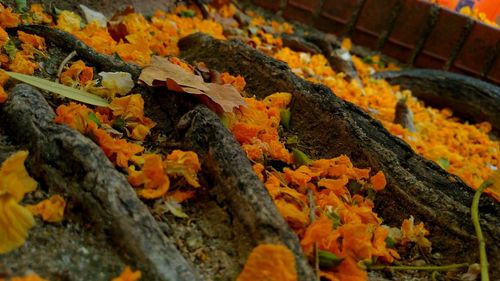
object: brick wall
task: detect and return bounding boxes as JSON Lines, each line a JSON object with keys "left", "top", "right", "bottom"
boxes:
{"left": 251, "top": 0, "right": 500, "bottom": 85}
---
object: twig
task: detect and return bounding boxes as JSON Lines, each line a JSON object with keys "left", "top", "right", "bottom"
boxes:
{"left": 367, "top": 263, "right": 469, "bottom": 272}
{"left": 472, "top": 180, "right": 492, "bottom": 281}
{"left": 56, "top": 50, "right": 77, "bottom": 82}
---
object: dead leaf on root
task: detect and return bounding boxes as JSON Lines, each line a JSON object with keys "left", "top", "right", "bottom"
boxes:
{"left": 139, "top": 56, "right": 246, "bottom": 112}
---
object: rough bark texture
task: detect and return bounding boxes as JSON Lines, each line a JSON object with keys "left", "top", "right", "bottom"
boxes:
{"left": 177, "top": 106, "right": 316, "bottom": 280}
{"left": 179, "top": 33, "right": 500, "bottom": 277}
{"left": 4, "top": 25, "right": 316, "bottom": 280}
{"left": 374, "top": 69, "right": 500, "bottom": 134}
{"left": 12, "top": 25, "right": 142, "bottom": 79}
{"left": 1, "top": 84, "right": 201, "bottom": 281}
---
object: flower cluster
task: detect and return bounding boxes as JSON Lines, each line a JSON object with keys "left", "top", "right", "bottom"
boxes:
{"left": 226, "top": 90, "right": 430, "bottom": 280}
{"left": 273, "top": 46, "right": 499, "bottom": 200}
{"left": 54, "top": 93, "right": 201, "bottom": 201}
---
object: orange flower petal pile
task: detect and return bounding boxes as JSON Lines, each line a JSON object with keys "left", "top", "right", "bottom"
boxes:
{"left": 236, "top": 244, "right": 297, "bottom": 281}
{"left": 274, "top": 46, "right": 499, "bottom": 200}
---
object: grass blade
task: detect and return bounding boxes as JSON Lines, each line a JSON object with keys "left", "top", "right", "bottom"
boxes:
{"left": 7, "top": 71, "right": 109, "bottom": 107}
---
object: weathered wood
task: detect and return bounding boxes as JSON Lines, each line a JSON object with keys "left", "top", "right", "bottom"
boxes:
{"left": 179, "top": 33, "right": 500, "bottom": 277}
{"left": 177, "top": 106, "right": 316, "bottom": 280}
{"left": 281, "top": 34, "right": 322, "bottom": 54}
{"left": 13, "top": 25, "right": 317, "bottom": 280}
{"left": 11, "top": 25, "right": 142, "bottom": 79}
{"left": 1, "top": 84, "right": 201, "bottom": 281}
{"left": 374, "top": 69, "right": 500, "bottom": 134}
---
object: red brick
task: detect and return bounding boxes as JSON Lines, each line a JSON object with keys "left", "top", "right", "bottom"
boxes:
{"left": 351, "top": 0, "right": 400, "bottom": 50}
{"left": 283, "top": 0, "right": 323, "bottom": 25}
{"left": 381, "top": 0, "right": 433, "bottom": 63}
{"left": 451, "top": 22, "right": 500, "bottom": 77}
{"left": 415, "top": 8, "right": 469, "bottom": 69}
{"left": 252, "top": 0, "right": 283, "bottom": 12}
{"left": 486, "top": 51, "right": 500, "bottom": 85}
{"left": 313, "top": 0, "right": 360, "bottom": 35}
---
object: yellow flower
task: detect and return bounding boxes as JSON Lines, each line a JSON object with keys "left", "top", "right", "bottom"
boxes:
{"left": 0, "top": 151, "right": 38, "bottom": 254}
{"left": 164, "top": 150, "right": 201, "bottom": 188}
{"left": 8, "top": 52, "right": 38, "bottom": 75}
{"left": 56, "top": 10, "right": 82, "bottom": 32}
{"left": 27, "top": 195, "right": 66, "bottom": 223}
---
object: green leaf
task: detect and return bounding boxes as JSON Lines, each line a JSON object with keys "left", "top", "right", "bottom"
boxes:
{"left": 112, "top": 117, "right": 126, "bottom": 131}
{"left": 113, "top": 52, "right": 123, "bottom": 62}
{"left": 385, "top": 236, "right": 395, "bottom": 248}
{"left": 280, "top": 108, "right": 291, "bottom": 130}
{"left": 318, "top": 250, "right": 344, "bottom": 269}
{"left": 325, "top": 209, "right": 340, "bottom": 229}
{"left": 15, "top": 0, "right": 27, "bottom": 12}
{"left": 164, "top": 199, "right": 189, "bottom": 218}
{"left": 347, "top": 180, "right": 362, "bottom": 194}
{"left": 362, "top": 56, "right": 374, "bottom": 64}
{"left": 292, "top": 147, "right": 313, "bottom": 166}
{"left": 179, "top": 9, "right": 196, "bottom": 18}
{"left": 7, "top": 71, "right": 109, "bottom": 107}
{"left": 3, "top": 40, "right": 17, "bottom": 60}
{"left": 378, "top": 60, "right": 387, "bottom": 68}
{"left": 286, "top": 135, "right": 299, "bottom": 145}
{"left": 88, "top": 112, "right": 101, "bottom": 126}
{"left": 436, "top": 157, "right": 450, "bottom": 169}
{"left": 52, "top": 6, "right": 63, "bottom": 16}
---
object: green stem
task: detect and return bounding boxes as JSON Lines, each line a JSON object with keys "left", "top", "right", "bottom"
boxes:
{"left": 367, "top": 263, "right": 469, "bottom": 272}
{"left": 472, "top": 180, "right": 492, "bottom": 281}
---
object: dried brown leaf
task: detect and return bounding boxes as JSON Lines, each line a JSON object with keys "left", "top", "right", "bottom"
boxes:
{"left": 205, "top": 83, "right": 246, "bottom": 112}
{"left": 139, "top": 56, "right": 245, "bottom": 112}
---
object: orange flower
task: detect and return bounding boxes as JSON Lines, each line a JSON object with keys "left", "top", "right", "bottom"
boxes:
{"left": 0, "top": 70, "right": 8, "bottom": 103}
{"left": 60, "top": 60, "right": 94, "bottom": 86}
{"left": 370, "top": 171, "right": 387, "bottom": 191}
{"left": 333, "top": 256, "right": 367, "bottom": 281}
{"left": 220, "top": 72, "right": 246, "bottom": 92}
{"left": 164, "top": 150, "right": 201, "bottom": 188}
{"left": 275, "top": 198, "right": 309, "bottom": 230}
{"left": 27, "top": 195, "right": 66, "bottom": 223}
{"left": 128, "top": 154, "right": 169, "bottom": 199}
{"left": 112, "top": 266, "right": 142, "bottom": 281}
{"left": 284, "top": 166, "right": 312, "bottom": 187}
{"left": 400, "top": 216, "right": 431, "bottom": 248}
{"left": 169, "top": 190, "right": 195, "bottom": 203}
{"left": 29, "top": 4, "right": 53, "bottom": 24}
{"left": 17, "top": 31, "right": 46, "bottom": 51}
{"left": 0, "top": 4, "right": 20, "bottom": 28}
{"left": 237, "top": 244, "right": 297, "bottom": 281}
{"left": 88, "top": 123, "right": 144, "bottom": 168}
{"left": 0, "top": 26, "right": 8, "bottom": 48}
{"left": 0, "top": 151, "right": 37, "bottom": 254}
{"left": 301, "top": 216, "right": 339, "bottom": 255}
{"left": 109, "top": 94, "right": 157, "bottom": 141}
{"left": 252, "top": 163, "right": 265, "bottom": 181}
{"left": 371, "top": 226, "right": 400, "bottom": 263}
{"left": 54, "top": 102, "right": 93, "bottom": 133}
{"left": 10, "top": 274, "right": 48, "bottom": 281}
{"left": 318, "top": 177, "right": 349, "bottom": 196}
